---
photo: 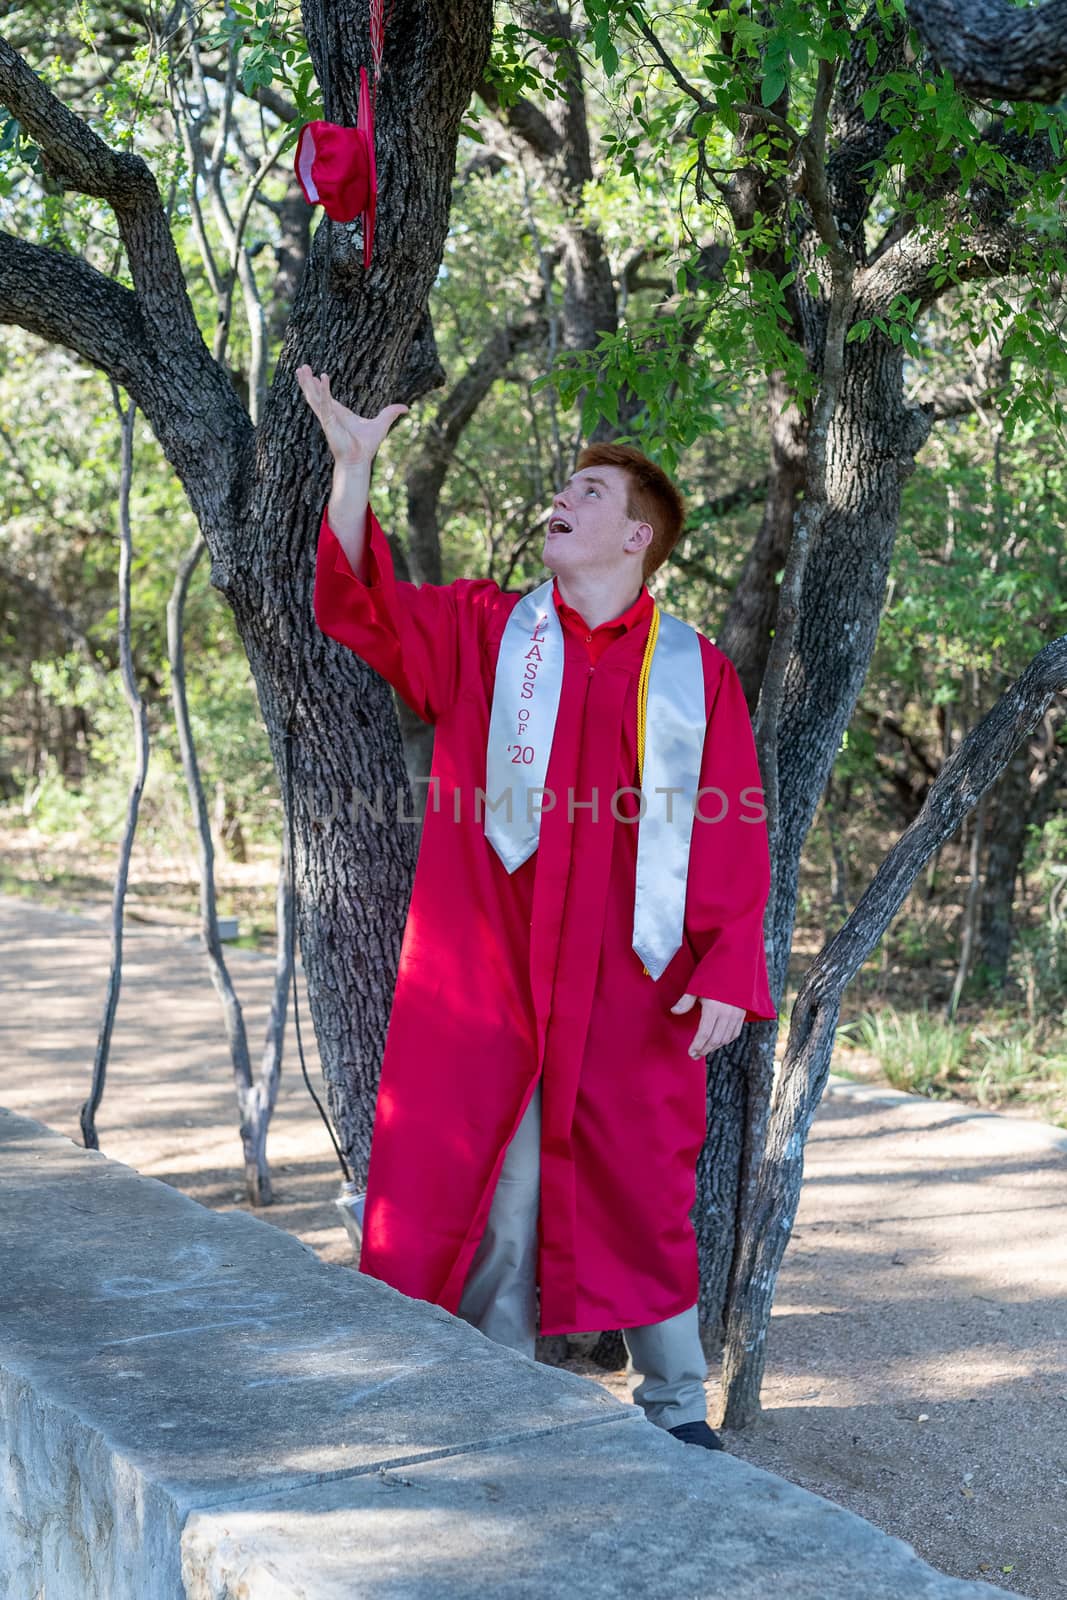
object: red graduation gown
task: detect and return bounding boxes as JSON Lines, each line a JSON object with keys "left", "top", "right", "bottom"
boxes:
{"left": 314, "top": 509, "right": 776, "bottom": 1335}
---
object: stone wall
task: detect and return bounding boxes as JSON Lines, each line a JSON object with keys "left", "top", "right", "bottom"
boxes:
{"left": 0, "top": 1108, "right": 999, "bottom": 1599}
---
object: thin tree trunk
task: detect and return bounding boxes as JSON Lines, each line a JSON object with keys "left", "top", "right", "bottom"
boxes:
{"left": 700, "top": 328, "right": 934, "bottom": 1414}
{"left": 977, "top": 745, "right": 1037, "bottom": 985}
{"left": 946, "top": 789, "right": 988, "bottom": 1018}
{"left": 81, "top": 397, "right": 148, "bottom": 1150}
{"left": 168, "top": 530, "right": 287, "bottom": 1205}
{"left": 702, "top": 94, "right": 859, "bottom": 1351}
{"left": 718, "top": 372, "right": 809, "bottom": 710}
{"left": 252, "top": 840, "right": 293, "bottom": 1197}
{"left": 720, "top": 630, "right": 1067, "bottom": 1425}
{"left": 823, "top": 772, "right": 850, "bottom": 926}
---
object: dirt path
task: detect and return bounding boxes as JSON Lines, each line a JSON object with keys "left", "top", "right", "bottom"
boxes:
{"left": 1, "top": 894, "right": 1064, "bottom": 1599}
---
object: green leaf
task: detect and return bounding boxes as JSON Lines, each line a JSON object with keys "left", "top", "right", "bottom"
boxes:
{"left": 760, "top": 71, "right": 786, "bottom": 107}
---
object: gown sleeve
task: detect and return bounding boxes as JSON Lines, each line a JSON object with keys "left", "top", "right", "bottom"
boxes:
{"left": 313, "top": 506, "right": 500, "bottom": 725}
{"left": 683, "top": 652, "right": 777, "bottom": 1021}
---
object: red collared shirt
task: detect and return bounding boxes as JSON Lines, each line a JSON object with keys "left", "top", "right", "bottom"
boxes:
{"left": 552, "top": 578, "right": 654, "bottom": 664}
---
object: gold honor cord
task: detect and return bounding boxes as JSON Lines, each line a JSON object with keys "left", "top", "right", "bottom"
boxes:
{"left": 636, "top": 602, "right": 660, "bottom": 785}
{"left": 635, "top": 603, "right": 661, "bottom": 977}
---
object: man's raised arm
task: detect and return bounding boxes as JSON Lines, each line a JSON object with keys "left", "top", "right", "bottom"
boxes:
{"left": 296, "top": 365, "right": 408, "bottom": 578}
{"left": 300, "top": 365, "right": 504, "bottom": 726}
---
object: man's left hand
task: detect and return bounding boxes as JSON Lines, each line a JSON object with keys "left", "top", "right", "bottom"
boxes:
{"left": 670, "top": 994, "right": 746, "bottom": 1059}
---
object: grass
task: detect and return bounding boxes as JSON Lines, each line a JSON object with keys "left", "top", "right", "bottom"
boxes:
{"left": 835, "top": 1005, "right": 1067, "bottom": 1128}
{"left": 837, "top": 1006, "right": 967, "bottom": 1097}
{"left": 7, "top": 801, "right": 1067, "bottom": 1127}
{"left": 0, "top": 823, "right": 280, "bottom": 949}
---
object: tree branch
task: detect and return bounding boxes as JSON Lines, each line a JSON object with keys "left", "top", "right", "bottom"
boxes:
{"left": 0, "top": 558, "right": 111, "bottom": 676}
{"left": 628, "top": 11, "right": 711, "bottom": 114}
{"left": 197, "top": 57, "right": 299, "bottom": 124}
{"left": 858, "top": 221, "right": 1030, "bottom": 311}
{"left": 0, "top": 32, "right": 157, "bottom": 203}
{"left": 733, "top": 102, "right": 802, "bottom": 144}
{"left": 723, "top": 626, "right": 1067, "bottom": 1422}
{"left": 405, "top": 291, "right": 548, "bottom": 583}
{"left": 797, "top": 57, "right": 844, "bottom": 255}
{"left": 478, "top": 76, "right": 562, "bottom": 161}
{"left": 0, "top": 231, "right": 151, "bottom": 388}
{"left": 905, "top": 0, "right": 1067, "bottom": 103}
{"left": 0, "top": 37, "right": 253, "bottom": 573}
{"left": 0, "top": 33, "right": 244, "bottom": 392}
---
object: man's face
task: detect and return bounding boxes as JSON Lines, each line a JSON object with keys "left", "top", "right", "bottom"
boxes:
{"left": 543, "top": 465, "right": 651, "bottom": 579}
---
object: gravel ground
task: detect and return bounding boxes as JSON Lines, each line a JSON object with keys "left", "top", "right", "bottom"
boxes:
{"left": 1, "top": 893, "right": 1064, "bottom": 1599}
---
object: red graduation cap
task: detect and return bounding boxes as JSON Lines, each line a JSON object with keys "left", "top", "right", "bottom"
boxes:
{"left": 295, "top": 64, "right": 377, "bottom": 268}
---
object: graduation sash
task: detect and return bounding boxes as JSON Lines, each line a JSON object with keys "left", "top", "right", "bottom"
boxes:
{"left": 485, "top": 580, "right": 705, "bottom": 980}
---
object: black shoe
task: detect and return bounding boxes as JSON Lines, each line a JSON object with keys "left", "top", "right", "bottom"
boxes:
{"left": 668, "top": 1419, "right": 725, "bottom": 1451}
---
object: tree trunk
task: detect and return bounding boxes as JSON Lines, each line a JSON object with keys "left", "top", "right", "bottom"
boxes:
{"left": 718, "top": 372, "right": 809, "bottom": 710}
{"left": 81, "top": 399, "right": 148, "bottom": 1150}
{"left": 905, "top": 0, "right": 1067, "bottom": 103}
{"left": 706, "top": 333, "right": 933, "bottom": 1414}
{"left": 947, "top": 790, "right": 988, "bottom": 1018}
{"left": 695, "top": 1037, "right": 755, "bottom": 1351}
{"left": 212, "top": 0, "right": 495, "bottom": 1176}
{"left": 977, "top": 744, "right": 1036, "bottom": 986}
{"left": 772, "top": 341, "right": 933, "bottom": 986}
{"left": 170, "top": 531, "right": 283, "bottom": 1204}
{"left": 720, "top": 629, "right": 1067, "bottom": 1425}
{"left": 0, "top": 0, "right": 495, "bottom": 1180}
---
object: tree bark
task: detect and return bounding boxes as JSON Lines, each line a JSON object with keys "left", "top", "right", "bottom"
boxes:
{"left": 1, "top": 2, "right": 496, "bottom": 1179}
{"left": 482, "top": 3, "right": 618, "bottom": 361}
{"left": 721, "top": 630, "right": 1067, "bottom": 1424}
{"left": 168, "top": 532, "right": 286, "bottom": 1204}
{"left": 717, "top": 373, "right": 808, "bottom": 711}
{"left": 223, "top": 0, "right": 496, "bottom": 1176}
{"left": 905, "top": 0, "right": 1067, "bottom": 103}
{"left": 81, "top": 399, "right": 148, "bottom": 1150}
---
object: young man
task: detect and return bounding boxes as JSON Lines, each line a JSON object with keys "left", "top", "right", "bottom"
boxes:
{"left": 300, "top": 366, "right": 776, "bottom": 1451}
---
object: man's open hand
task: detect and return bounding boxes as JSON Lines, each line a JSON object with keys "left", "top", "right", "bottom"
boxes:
{"left": 670, "top": 994, "right": 746, "bottom": 1059}
{"left": 296, "top": 366, "right": 408, "bottom": 468}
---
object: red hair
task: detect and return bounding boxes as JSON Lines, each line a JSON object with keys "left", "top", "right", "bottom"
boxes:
{"left": 575, "top": 442, "right": 685, "bottom": 579}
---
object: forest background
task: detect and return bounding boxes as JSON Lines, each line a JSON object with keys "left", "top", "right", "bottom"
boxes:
{"left": 2, "top": 0, "right": 1066, "bottom": 1417}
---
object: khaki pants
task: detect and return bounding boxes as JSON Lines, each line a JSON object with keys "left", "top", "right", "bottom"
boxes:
{"left": 458, "top": 1083, "right": 708, "bottom": 1430}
